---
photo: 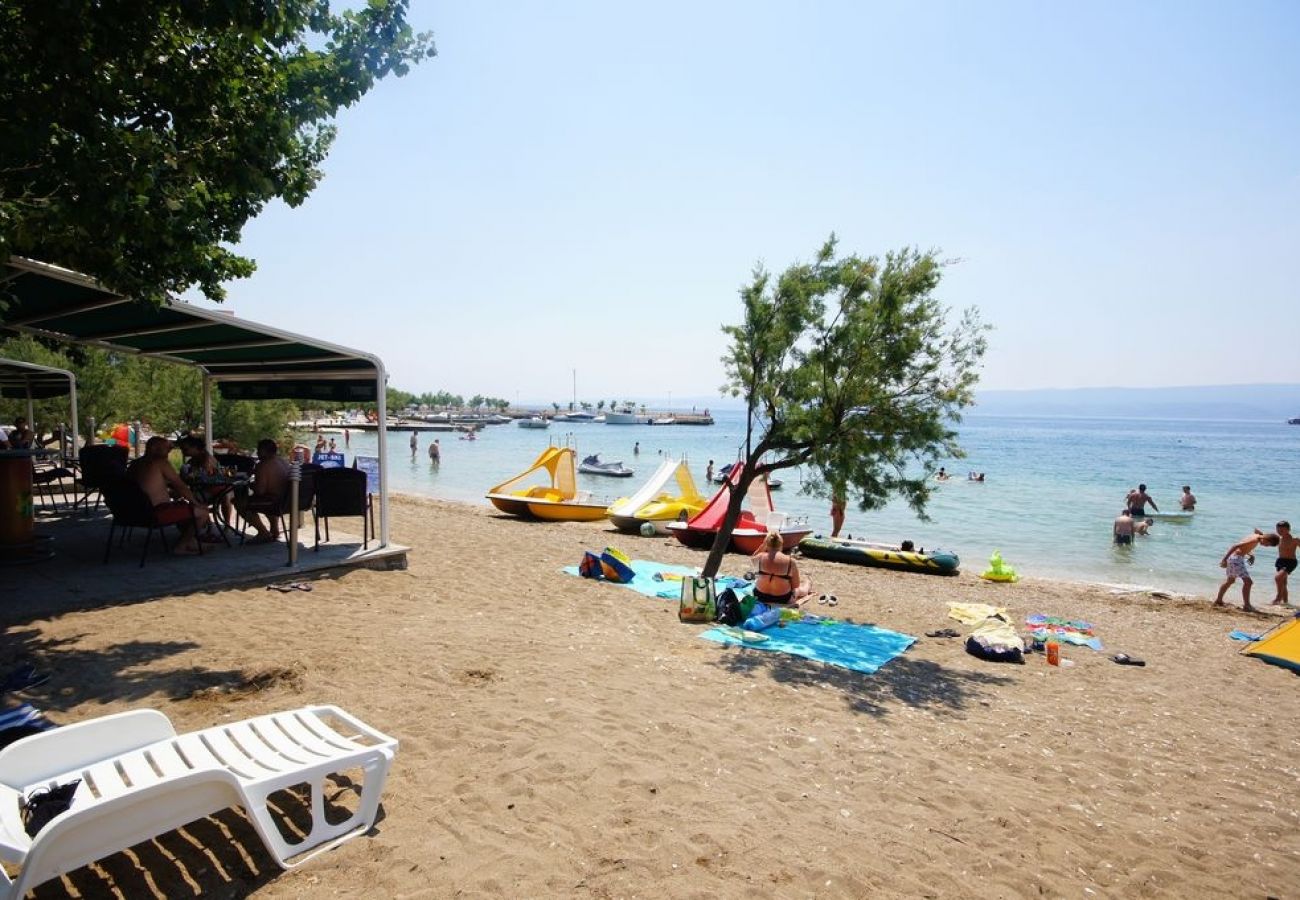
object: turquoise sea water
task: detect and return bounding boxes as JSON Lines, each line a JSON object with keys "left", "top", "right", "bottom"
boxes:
{"left": 326, "top": 410, "right": 1300, "bottom": 597}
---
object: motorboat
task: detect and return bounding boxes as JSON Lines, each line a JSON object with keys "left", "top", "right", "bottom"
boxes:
{"left": 651, "top": 417, "right": 677, "bottom": 426}
{"left": 798, "top": 535, "right": 960, "bottom": 576}
{"left": 554, "top": 411, "right": 598, "bottom": 423}
{"left": 668, "top": 464, "right": 811, "bottom": 553}
{"left": 604, "top": 410, "right": 648, "bottom": 425}
{"left": 607, "top": 458, "right": 708, "bottom": 532}
{"left": 485, "top": 447, "right": 609, "bottom": 521}
{"left": 517, "top": 416, "right": 550, "bottom": 429}
{"left": 714, "top": 461, "right": 781, "bottom": 489}
{"left": 578, "top": 454, "right": 634, "bottom": 477}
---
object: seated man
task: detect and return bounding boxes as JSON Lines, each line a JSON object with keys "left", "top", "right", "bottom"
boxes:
{"left": 128, "top": 435, "right": 211, "bottom": 554}
{"left": 6, "top": 417, "right": 34, "bottom": 450}
{"left": 238, "top": 438, "right": 290, "bottom": 544}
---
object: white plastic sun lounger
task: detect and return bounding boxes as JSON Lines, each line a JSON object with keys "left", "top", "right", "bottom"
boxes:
{"left": 0, "top": 705, "right": 397, "bottom": 898}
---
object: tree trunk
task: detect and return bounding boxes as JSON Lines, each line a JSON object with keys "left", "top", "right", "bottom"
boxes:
{"left": 701, "top": 470, "right": 754, "bottom": 578}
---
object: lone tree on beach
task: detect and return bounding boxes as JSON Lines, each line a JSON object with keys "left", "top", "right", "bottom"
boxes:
{"left": 0, "top": 1, "right": 435, "bottom": 305}
{"left": 700, "top": 236, "right": 988, "bottom": 578}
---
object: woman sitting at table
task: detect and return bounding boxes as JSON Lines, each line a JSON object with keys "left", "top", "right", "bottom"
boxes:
{"left": 177, "top": 436, "right": 232, "bottom": 529}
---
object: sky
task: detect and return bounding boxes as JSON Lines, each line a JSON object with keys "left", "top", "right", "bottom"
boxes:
{"left": 200, "top": 0, "right": 1300, "bottom": 405}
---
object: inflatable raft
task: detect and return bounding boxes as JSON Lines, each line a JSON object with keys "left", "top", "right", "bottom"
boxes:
{"left": 797, "top": 536, "right": 960, "bottom": 576}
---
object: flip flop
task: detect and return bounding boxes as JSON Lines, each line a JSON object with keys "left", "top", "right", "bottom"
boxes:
{"left": 1111, "top": 654, "right": 1146, "bottom": 667}
{"left": 817, "top": 594, "right": 839, "bottom": 606}
{"left": 925, "top": 628, "right": 961, "bottom": 638}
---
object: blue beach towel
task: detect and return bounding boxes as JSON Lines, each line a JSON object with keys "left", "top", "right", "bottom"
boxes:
{"left": 1230, "top": 630, "right": 1265, "bottom": 642}
{"left": 562, "top": 559, "right": 751, "bottom": 599}
{"left": 700, "top": 620, "right": 916, "bottom": 675}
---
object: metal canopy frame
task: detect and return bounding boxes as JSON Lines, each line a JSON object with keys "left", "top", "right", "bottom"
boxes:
{"left": 0, "top": 357, "right": 79, "bottom": 456}
{"left": 0, "top": 257, "right": 391, "bottom": 547}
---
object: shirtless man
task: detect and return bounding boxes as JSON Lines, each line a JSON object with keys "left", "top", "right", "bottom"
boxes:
{"left": 239, "top": 438, "right": 290, "bottom": 544}
{"left": 1125, "top": 483, "right": 1158, "bottom": 516}
{"left": 1180, "top": 485, "right": 1197, "bottom": 511}
{"left": 1272, "top": 520, "right": 1297, "bottom": 606}
{"left": 128, "top": 436, "right": 209, "bottom": 554}
{"left": 1113, "top": 510, "right": 1135, "bottom": 545}
{"left": 1214, "top": 529, "right": 1280, "bottom": 612}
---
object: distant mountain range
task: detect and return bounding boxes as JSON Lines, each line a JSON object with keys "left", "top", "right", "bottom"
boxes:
{"left": 972, "top": 384, "right": 1300, "bottom": 421}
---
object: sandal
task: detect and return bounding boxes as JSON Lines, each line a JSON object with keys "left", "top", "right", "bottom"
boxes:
{"left": 925, "top": 628, "right": 961, "bottom": 638}
{"left": 1111, "top": 653, "right": 1146, "bottom": 667}
{"left": 817, "top": 594, "right": 839, "bottom": 606}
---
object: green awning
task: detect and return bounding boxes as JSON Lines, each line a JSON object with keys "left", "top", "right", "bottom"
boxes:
{"left": 1, "top": 258, "right": 383, "bottom": 402}
{"left": 0, "top": 358, "right": 75, "bottom": 400}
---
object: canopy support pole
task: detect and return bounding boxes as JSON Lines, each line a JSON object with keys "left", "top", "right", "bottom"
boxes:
{"left": 375, "top": 362, "right": 389, "bottom": 547}
{"left": 68, "top": 374, "right": 78, "bottom": 462}
{"left": 202, "top": 375, "right": 213, "bottom": 454}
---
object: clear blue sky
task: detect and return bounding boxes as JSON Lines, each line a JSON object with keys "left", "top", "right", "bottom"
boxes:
{"left": 205, "top": 0, "right": 1300, "bottom": 404}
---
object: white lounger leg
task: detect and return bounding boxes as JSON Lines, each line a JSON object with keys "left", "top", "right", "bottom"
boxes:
{"left": 240, "top": 746, "right": 396, "bottom": 868}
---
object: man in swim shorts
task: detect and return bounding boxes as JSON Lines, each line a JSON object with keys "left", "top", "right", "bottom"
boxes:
{"left": 1272, "top": 520, "right": 1297, "bottom": 606}
{"left": 1125, "top": 484, "right": 1158, "bottom": 517}
{"left": 1180, "top": 485, "right": 1197, "bottom": 511}
{"left": 1214, "top": 529, "right": 1280, "bottom": 612}
{"left": 1113, "top": 510, "right": 1134, "bottom": 545}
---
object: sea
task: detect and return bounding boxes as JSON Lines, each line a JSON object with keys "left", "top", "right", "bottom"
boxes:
{"left": 321, "top": 410, "right": 1300, "bottom": 597}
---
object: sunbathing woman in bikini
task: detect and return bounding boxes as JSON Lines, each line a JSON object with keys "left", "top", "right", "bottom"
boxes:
{"left": 751, "top": 531, "right": 814, "bottom": 606}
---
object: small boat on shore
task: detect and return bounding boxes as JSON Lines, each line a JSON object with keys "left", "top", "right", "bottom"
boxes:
{"left": 578, "top": 454, "right": 634, "bottom": 478}
{"left": 607, "top": 458, "right": 707, "bottom": 533}
{"left": 669, "top": 464, "right": 811, "bottom": 552}
{"left": 798, "top": 535, "right": 959, "bottom": 576}
{"left": 486, "top": 447, "right": 609, "bottom": 521}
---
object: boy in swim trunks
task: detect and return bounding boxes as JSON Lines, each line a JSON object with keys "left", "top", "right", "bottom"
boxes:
{"left": 1272, "top": 520, "right": 1297, "bottom": 606}
{"left": 1214, "top": 529, "right": 1280, "bottom": 612}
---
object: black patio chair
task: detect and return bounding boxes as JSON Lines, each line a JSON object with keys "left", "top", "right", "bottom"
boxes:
{"left": 74, "top": 445, "right": 129, "bottom": 514}
{"left": 100, "top": 473, "right": 202, "bottom": 567}
{"left": 312, "top": 467, "right": 373, "bottom": 550}
{"left": 237, "top": 465, "right": 317, "bottom": 544}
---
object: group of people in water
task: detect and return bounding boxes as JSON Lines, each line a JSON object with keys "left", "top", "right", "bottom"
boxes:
{"left": 1112, "top": 481, "right": 1296, "bottom": 611}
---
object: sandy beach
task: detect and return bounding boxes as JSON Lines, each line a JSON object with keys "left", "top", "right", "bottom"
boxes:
{"left": 6, "top": 494, "right": 1299, "bottom": 898}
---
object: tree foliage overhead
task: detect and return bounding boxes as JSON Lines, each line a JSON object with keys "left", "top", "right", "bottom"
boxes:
{"left": 702, "top": 236, "right": 988, "bottom": 577}
{"left": 0, "top": 0, "right": 435, "bottom": 304}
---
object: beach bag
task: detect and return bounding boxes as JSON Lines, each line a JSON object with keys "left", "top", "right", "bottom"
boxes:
{"left": 714, "top": 587, "right": 744, "bottom": 626}
{"left": 599, "top": 547, "right": 636, "bottom": 584}
{"left": 678, "top": 577, "right": 716, "bottom": 623}
{"left": 578, "top": 551, "right": 603, "bottom": 579}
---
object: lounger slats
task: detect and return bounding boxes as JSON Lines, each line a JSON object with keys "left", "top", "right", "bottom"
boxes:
{"left": 173, "top": 733, "right": 259, "bottom": 781}
{"left": 79, "top": 760, "right": 130, "bottom": 802}
{"left": 114, "top": 752, "right": 160, "bottom": 791}
{"left": 238, "top": 720, "right": 319, "bottom": 767}
{"left": 278, "top": 712, "right": 357, "bottom": 756}
{"left": 148, "top": 742, "right": 198, "bottom": 779}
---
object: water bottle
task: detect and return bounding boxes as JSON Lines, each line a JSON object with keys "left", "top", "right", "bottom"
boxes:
{"left": 742, "top": 606, "right": 783, "bottom": 632}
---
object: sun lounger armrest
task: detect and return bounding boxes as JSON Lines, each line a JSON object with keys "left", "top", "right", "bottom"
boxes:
{"left": 11, "top": 767, "right": 242, "bottom": 898}
{"left": 0, "top": 710, "right": 177, "bottom": 788}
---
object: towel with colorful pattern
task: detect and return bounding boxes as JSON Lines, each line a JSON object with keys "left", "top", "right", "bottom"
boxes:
{"left": 1026, "top": 614, "right": 1103, "bottom": 651}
